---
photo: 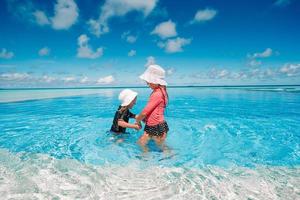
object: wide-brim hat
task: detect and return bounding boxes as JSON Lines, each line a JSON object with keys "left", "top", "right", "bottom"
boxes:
{"left": 119, "top": 89, "right": 138, "bottom": 106}
{"left": 139, "top": 64, "right": 167, "bottom": 86}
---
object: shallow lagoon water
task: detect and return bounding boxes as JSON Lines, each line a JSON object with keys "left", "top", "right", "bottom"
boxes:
{"left": 0, "top": 86, "right": 299, "bottom": 199}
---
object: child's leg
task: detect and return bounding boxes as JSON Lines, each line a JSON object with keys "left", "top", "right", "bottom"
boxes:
{"left": 137, "top": 132, "right": 150, "bottom": 152}
{"left": 153, "top": 132, "right": 167, "bottom": 150}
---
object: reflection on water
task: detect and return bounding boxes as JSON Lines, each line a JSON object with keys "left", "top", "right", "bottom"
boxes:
{"left": 0, "top": 88, "right": 115, "bottom": 102}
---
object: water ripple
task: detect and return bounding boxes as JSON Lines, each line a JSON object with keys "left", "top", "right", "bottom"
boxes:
{"left": 0, "top": 149, "right": 299, "bottom": 200}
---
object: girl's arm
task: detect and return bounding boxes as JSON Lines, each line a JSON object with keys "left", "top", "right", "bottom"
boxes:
{"left": 135, "top": 113, "right": 146, "bottom": 123}
{"left": 136, "top": 92, "right": 162, "bottom": 123}
{"left": 118, "top": 119, "right": 140, "bottom": 130}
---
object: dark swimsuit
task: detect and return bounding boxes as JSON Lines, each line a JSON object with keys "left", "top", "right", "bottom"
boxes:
{"left": 110, "top": 106, "right": 136, "bottom": 133}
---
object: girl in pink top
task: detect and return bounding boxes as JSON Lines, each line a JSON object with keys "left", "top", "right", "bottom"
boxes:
{"left": 136, "top": 65, "right": 169, "bottom": 151}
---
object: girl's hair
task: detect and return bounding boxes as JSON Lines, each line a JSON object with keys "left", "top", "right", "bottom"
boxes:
{"left": 159, "top": 85, "right": 168, "bottom": 107}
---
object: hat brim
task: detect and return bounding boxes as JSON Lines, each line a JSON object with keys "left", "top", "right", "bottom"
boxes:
{"left": 121, "top": 92, "right": 137, "bottom": 106}
{"left": 139, "top": 73, "right": 167, "bottom": 86}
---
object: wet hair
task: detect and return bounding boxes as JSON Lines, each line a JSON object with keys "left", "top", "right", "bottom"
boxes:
{"left": 159, "top": 85, "right": 168, "bottom": 107}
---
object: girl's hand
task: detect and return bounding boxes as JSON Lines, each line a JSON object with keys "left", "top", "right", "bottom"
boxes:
{"left": 135, "top": 121, "right": 142, "bottom": 129}
{"left": 135, "top": 113, "right": 146, "bottom": 123}
{"left": 133, "top": 124, "right": 141, "bottom": 131}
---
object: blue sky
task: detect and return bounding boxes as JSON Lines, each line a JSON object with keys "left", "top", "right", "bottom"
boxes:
{"left": 0, "top": 0, "right": 300, "bottom": 87}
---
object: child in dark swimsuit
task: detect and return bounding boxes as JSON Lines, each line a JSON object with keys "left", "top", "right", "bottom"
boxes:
{"left": 110, "top": 89, "right": 141, "bottom": 133}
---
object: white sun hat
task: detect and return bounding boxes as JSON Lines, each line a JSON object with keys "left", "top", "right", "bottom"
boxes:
{"left": 119, "top": 89, "right": 138, "bottom": 106}
{"left": 139, "top": 64, "right": 168, "bottom": 86}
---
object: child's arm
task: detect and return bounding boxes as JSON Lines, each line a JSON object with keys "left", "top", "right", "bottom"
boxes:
{"left": 129, "top": 112, "right": 142, "bottom": 128}
{"left": 136, "top": 92, "right": 162, "bottom": 124}
{"left": 134, "top": 115, "right": 143, "bottom": 127}
{"left": 118, "top": 119, "right": 140, "bottom": 130}
{"left": 135, "top": 113, "right": 146, "bottom": 124}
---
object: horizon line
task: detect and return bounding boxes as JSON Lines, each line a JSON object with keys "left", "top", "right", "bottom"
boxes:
{"left": 1, "top": 84, "right": 300, "bottom": 90}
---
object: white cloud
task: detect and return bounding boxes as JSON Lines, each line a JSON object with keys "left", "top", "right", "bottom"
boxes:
{"left": 248, "top": 59, "right": 262, "bottom": 67}
{"left": 248, "top": 69, "right": 260, "bottom": 78}
{"left": 151, "top": 20, "right": 177, "bottom": 39}
{"left": 0, "top": 73, "right": 30, "bottom": 81}
{"left": 87, "top": 20, "right": 107, "bottom": 37}
{"left": 77, "top": 34, "right": 103, "bottom": 59}
{"left": 145, "top": 56, "right": 156, "bottom": 66}
{"left": 231, "top": 71, "right": 248, "bottom": 79}
{"left": 279, "top": 63, "right": 300, "bottom": 77}
{"left": 249, "top": 48, "right": 273, "bottom": 58}
{"left": 211, "top": 69, "right": 230, "bottom": 79}
{"left": 62, "top": 76, "right": 76, "bottom": 82}
{"left": 6, "top": 1, "right": 37, "bottom": 25}
{"left": 0, "top": 48, "right": 14, "bottom": 59}
{"left": 208, "top": 68, "right": 248, "bottom": 80}
{"left": 206, "top": 69, "right": 246, "bottom": 80}
{"left": 126, "top": 35, "right": 137, "bottom": 43}
{"left": 248, "top": 68, "right": 277, "bottom": 79}
{"left": 122, "top": 31, "right": 137, "bottom": 43}
{"left": 166, "top": 67, "right": 175, "bottom": 75}
{"left": 264, "top": 68, "right": 275, "bottom": 78}
{"left": 274, "top": 0, "right": 291, "bottom": 6}
{"left": 158, "top": 37, "right": 191, "bottom": 53}
{"left": 191, "top": 8, "right": 217, "bottom": 23}
{"left": 41, "top": 75, "right": 56, "bottom": 83}
{"left": 80, "top": 76, "right": 89, "bottom": 83}
{"left": 97, "top": 75, "right": 115, "bottom": 84}
{"left": 38, "top": 47, "right": 50, "bottom": 56}
{"left": 189, "top": 74, "right": 204, "bottom": 82}
{"left": 247, "top": 48, "right": 275, "bottom": 69}
{"left": 51, "top": 0, "right": 79, "bottom": 30}
{"left": 128, "top": 50, "right": 136, "bottom": 57}
{"left": 88, "top": 0, "right": 158, "bottom": 37}
{"left": 33, "top": 10, "right": 50, "bottom": 25}
{"left": 6, "top": 1, "right": 77, "bottom": 30}
{"left": 255, "top": 48, "right": 273, "bottom": 58}
{"left": 0, "top": 73, "right": 104, "bottom": 86}
{"left": 0, "top": 73, "right": 62, "bottom": 85}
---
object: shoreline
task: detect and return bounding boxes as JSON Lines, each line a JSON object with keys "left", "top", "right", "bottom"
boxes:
{"left": 0, "top": 148, "right": 299, "bottom": 200}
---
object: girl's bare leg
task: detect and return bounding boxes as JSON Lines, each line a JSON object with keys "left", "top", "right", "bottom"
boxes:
{"left": 153, "top": 132, "right": 167, "bottom": 150}
{"left": 137, "top": 132, "right": 150, "bottom": 152}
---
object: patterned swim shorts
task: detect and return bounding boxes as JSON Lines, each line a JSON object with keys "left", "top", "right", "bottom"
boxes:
{"left": 144, "top": 121, "right": 169, "bottom": 137}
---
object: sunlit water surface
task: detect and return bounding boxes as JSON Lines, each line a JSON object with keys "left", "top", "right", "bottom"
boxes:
{"left": 0, "top": 87, "right": 299, "bottom": 199}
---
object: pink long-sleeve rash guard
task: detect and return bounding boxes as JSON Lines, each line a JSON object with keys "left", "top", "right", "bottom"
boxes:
{"left": 142, "top": 88, "right": 167, "bottom": 126}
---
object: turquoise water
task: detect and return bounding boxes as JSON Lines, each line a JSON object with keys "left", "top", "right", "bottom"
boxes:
{"left": 0, "top": 87, "right": 299, "bottom": 199}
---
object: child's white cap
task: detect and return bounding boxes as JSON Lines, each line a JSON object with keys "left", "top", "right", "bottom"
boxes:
{"left": 139, "top": 64, "right": 167, "bottom": 86}
{"left": 119, "top": 89, "right": 138, "bottom": 106}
